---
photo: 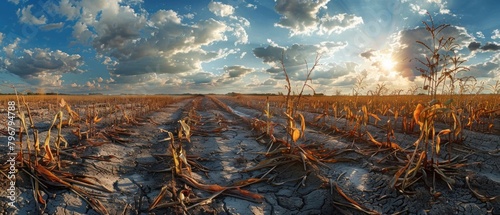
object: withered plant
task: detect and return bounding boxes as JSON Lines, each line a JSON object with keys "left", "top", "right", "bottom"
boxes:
{"left": 244, "top": 52, "right": 359, "bottom": 192}
{"left": 415, "top": 13, "right": 469, "bottom": 99}
{"left": 388, "top": 13, "right": 476, "bottom": 195}
{"left": 392, "top": 100, "right": 464, "bottom": 194}
{"left": 10, "top": 92, "right": 110, "bottom": 214}
{"left": 149, "top": 116, "right": 265, "bottom": 213}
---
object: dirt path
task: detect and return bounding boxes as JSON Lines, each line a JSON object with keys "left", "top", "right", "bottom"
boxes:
{"left": 178, "top": 96, "right": 344, "bottom": 214}
{"left": 180, "top": 96, "right": 269, "bottom": 214}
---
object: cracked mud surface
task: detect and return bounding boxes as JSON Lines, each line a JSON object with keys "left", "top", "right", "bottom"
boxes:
{"left": 1, "top": 95, "right": 499, "bottom": 214}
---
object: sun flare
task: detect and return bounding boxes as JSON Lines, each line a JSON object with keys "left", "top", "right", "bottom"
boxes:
{"left": 381, "top": 58, "right": 396, "bottom": 71}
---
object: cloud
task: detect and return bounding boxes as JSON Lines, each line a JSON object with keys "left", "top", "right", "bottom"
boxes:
{"left": 231, "top": 24, "right": 248, "bottom": 45}
{"left": 253, "top": 42, "right": 345, "bottom": 68}
{"left": 109, "top": 73, "right": 163, "bottom": 85}
{"left": 8, "top": 1, "right": 245, "bottom": 92}
{"left": 150, "top": 9, "right": 181, "bottom": 24}
{"left": 253, "top": 42, "right": 350, "bottom": 84}
{"left": 78, "top": 0, "right": 122, "bottom": 24}
{"left": 3, "top": 48, "right": 84, "bottom": 86}
{"left": 107, "top": 17, "right": 229, "bottom": 76}
{"left": 360, "top": 50, "right": 375, "bottom": 59}
{"left": 274, "top": 0, "right": 330, "bottom": 35}
{"left": 313, "top": 62, "right": 357, "bottom": 80}
{"left": 186, "top": 72, "right": 216, "bottom": 85}
{"left": 30, "top": 74, "right": 65, "bottom": 87}
{"left": 262, "top": 79, "right": 277, "bottom": 86}
{"left": 253, "top": 45, "right": 286, "bottom": 64}
{"left": 476, "top": 31, "right": 485, "bottom": 39}
{"left": 273, "top": 0, "right": 362, "bottom": 36}
{"left": 111, "top": 52, "right": 204, "bottom": 76}
{"left": 224, "top": 65, "right": 253, "bottom": 78}
{"left": 3, "top": 38, "right": 20, "bottom": 57}
{"left": 409, "top": 0, "right": 451, "bottom": 15}
{"left": 467, "top": 42, "right": 500, "bottom": 52}
{"left": 0, "top": 32, "right": 3, "bottom": 44}
{"left": 9, "top": 0, "right": 475, "bottom": 95}
{"left": 409, "top": 3, "right": 427, "bottom": 15}
{"left": 492, "top": 29, "right": 500, "bottom": 40}
{"left": 72, "top": 22, "right": 94, "bottom": 44}
{"left": 0, "top": 2, "right": 232, "bottom": 94}
{"left": 184, "top": 13, "right": 195, "bottom": 20}
{"left": 124, "top": 0, "right": 144, "bottom": 5}
{"left": 468, "top": 42, "right": 481, "bottom": 51}
{"left": 92, "top": 5, "right": 147, "bottom": 53}
{"left": 428, "top": 0, "right": 451, "bottom": 14}
{"left": 7, "top": 0, "right": 19, "bottom": 4}
{"left": 163, "top": 77, "right": 182, "bottom": 86}
{"left": 67, "top": 3, "right": 231, "bottom": 79}
{"left": 208, "top": 2, "right": 235, "bottom": 17}
{"left": 17, "top": 5, "right": 47, "bottom": 25}
{"left": 207, "top": 66, "right": 255, "bottom": 86}
{"left": 319, "top": 13, "right": 363, "bottom": 35}
{"left": 81, "top": 77, "right": 109, "bottom": 90}
{"left": 86, "top": 81, "right": 95, "bottom": 88}
{"left": 40, "top": 22, "right": 64, "bottom": 31}
{"left": 244, "top": 78, "right": 280, "bottom": 92}
{"left": 481, "top": 43, "right": 500, "bottom": 51}
{"left": 246, "top": 4, "right": 257, "bottom": 9}
{"left": 52, "top": 0, "right": 79, "bottom": 20}
{"left": 140, "top": 15, "right": 228, "bottom": 57}
{"left": 462, "top": 61, "right": 498, "bottom": 78}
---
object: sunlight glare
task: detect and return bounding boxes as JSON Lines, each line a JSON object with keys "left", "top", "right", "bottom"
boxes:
{"left": 381, "top": 58, "right": 396, "bottom": 71}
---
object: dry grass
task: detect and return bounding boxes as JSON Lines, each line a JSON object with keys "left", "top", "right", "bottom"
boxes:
{"left": 221, "top": 92, "right": 499, "bottom": 213}
{"left": 148, "top": 100, "right": 266, "bottom": 213}
{"left": 1, "top": 93, "right": 187, "bottom": 214}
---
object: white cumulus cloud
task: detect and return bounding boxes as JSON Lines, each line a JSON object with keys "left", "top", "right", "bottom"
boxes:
{"left": 492, "top": 29, "right": 500, "bottom": 40}
{"left": 17, "top": 5, "right": 47, "bottom": 25}
{"left": 319, "top": 13, "right": 363, "bottom": 35}
{"left": 4, "top": 48, "right": 84, "bottom": 87}
{"left": 274, "top": 0, "right": 330, "bottom": 35}
{"left": 208, "top": 2, "right": 235, "bottom": 17}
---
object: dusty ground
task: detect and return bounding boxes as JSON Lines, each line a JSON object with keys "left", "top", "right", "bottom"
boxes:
{"left": 1, "top": 95, "right": 499, "bottom": 214}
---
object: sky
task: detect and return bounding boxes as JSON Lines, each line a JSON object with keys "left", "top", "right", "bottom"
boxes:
{"left": 0, "top": 0, "right": 499, "bottom": 95}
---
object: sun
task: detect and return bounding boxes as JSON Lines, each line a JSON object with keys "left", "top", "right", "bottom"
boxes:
{"left": 381, "top": 58, "right": 396, "bottom": 71}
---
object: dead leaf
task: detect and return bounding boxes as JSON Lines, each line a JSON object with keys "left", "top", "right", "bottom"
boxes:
{"left": 413, "top": 104, "right": 424, "bottom": 128}
{"left": 291, "top": 128, "right": 300, "bottom": 142}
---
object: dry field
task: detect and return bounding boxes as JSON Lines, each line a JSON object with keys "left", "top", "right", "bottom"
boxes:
{"left": 0, "top": 94, "right": 499, "bottom": 214}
